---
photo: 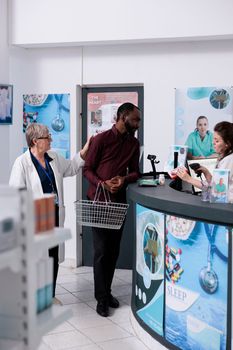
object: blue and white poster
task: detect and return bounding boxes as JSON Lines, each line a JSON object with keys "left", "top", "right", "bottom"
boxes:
{"left": 175, "top": 87, "right": 233, "bottom": 157}
{"left": 23, "top": 94, "right": 70, "bottom": 159}
{"left": 210, "top": 169, "right": 230, "bottom": 204}
{"left": 135, "top": 204, "right": 165, "bottom": 336}
{"left": 165, "top": 215, "right": 228, "bottom": 350}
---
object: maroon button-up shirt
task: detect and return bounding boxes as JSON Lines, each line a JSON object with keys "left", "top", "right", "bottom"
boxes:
{"left": 84, "top": 125, "right": 140, "bottom": 202}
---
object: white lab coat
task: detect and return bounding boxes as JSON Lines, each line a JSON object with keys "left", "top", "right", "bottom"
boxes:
{"left": 9, "top": 149, "right": 84, "bottom": 261}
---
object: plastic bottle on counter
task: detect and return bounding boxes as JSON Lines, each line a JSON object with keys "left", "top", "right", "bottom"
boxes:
{"left": 159, "top": 174, "right": 165, "bottom": 185}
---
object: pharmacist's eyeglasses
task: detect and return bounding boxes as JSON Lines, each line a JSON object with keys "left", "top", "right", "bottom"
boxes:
{"left": 37, "top": 133, "right": 52, "bottom": 140}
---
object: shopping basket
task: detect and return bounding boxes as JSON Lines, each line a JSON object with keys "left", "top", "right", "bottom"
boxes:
{"left": 74, "top": 182, "right": 129, "bottom": 230}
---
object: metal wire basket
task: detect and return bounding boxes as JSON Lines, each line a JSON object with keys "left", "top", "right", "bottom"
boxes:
{"left": 74, "top": 182, "right": 129, "bottom": 230}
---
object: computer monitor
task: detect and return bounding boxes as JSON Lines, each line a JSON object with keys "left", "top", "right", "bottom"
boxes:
{"left": 187, "top": 158, "right": 218, "bottom": 194}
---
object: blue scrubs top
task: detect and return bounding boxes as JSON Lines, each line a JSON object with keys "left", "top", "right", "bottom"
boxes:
{"left": 185, "top": 130, "right": 215, "bottom": 157}
{"left": 215, "top": 183, "right": 226, "bottom": 193}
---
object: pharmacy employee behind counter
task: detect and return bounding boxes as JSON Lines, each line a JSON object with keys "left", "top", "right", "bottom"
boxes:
{"left": 185, "top": 116, "right": 216, "bottom": 160}
{"left": 9, "top": 123, "right": 90, "bottom": 299}
{"left": 178, "top": 121, "right": 233, "bottom": 202}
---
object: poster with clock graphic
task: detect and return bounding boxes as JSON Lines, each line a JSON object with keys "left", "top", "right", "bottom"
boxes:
{"left": 23, "top": 93, "right": 70, "bottom": 159}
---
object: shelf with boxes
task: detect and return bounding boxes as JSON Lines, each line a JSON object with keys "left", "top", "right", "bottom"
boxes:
{"left": 0, "top": 186, "right": 72, "bottom": 350}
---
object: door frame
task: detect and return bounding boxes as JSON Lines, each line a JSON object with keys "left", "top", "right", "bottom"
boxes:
{"left": 77, "top": 84, "right": 144, "bottom": 267}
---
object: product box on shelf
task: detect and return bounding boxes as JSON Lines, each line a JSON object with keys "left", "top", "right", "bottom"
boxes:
{"left": 36, "top": 257, "right": 53, "bottom": 313}
{"left": 34, "top": 194, "right": 55, "bottom": 233}
{"left": 36, "top": 259, "right": 46, "bottom": 313}
{"left": 45, "top": 257, "right": 53, "bottom": 308}
{"left": 0, "top": 216, "right": 17, "bottom": 253}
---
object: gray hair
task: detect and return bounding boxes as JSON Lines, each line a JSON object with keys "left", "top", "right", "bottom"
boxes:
{"left": 26, "top": 123, "right": 49, "bottom": 147}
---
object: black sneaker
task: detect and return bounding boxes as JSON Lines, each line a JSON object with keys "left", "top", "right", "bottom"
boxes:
{"left": 96, "top": 300, "right": 109, "bottom": 317}
{"left": 109, "top": 295, "right": 120, "bottom": 308}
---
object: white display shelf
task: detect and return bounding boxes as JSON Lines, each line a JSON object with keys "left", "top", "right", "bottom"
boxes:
{"left": 34, "top": 228, "right": 71, "bottom": 258}
{"left": 0, "top": 189, "right": 73, "bottom": 350}
{"left": 36, "top": 305, "right": 72, "bottom": 340}
{"left": 0, "top": 339, "right": 23, "bottom": 350}
{"left": 0, "top": 247, "right": 21, "bottom": 273}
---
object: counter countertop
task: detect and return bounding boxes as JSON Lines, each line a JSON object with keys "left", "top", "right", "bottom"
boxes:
{"left": 128, "top": 181, "right": 233, "bottom": 226}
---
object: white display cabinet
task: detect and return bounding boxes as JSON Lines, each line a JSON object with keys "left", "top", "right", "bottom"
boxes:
{"left": 0, "top": 186, "right": 72, "bottom": 350}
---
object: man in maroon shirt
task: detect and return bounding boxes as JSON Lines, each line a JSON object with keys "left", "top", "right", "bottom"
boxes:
{"left": 84, "top": 102, "right": 141, "bottom": 317}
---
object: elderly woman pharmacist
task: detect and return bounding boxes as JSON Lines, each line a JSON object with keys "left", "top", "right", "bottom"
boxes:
{"left": 9, "top": 123, "right": 90, "bottom": 300}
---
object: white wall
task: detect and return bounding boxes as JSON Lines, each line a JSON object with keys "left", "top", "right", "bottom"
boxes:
{"left": 83, "top": 40, "right": 233, "bottom": 165}
{"left": 0, "top": 0, "right": 10, "bottom": 184}
{"left": 9, "top": 39, "right": 233, "bottom": 259}
{"left": 10, "top": 46, "right": 83, "bottom": 259}
{"left": 7, "top": 0, "right": 233, "bottom": 260}
{"left": 10, "top": 0, "right": 233, "bottom": 47}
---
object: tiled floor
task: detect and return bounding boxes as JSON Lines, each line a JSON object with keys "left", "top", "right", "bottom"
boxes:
{"left": 38, "top": 261, "right": 149, "bottom": 350}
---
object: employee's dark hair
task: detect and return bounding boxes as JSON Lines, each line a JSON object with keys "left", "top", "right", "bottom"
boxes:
{"left": 116, "top": 102, "right": 140, "bottom": 121}
{"left": 214, "top": 121, "right": 233, "bottom": 157}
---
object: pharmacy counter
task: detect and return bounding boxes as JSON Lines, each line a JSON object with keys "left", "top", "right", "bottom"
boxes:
{"left": 128, "top": 181, "right": 233, "bottom": 350}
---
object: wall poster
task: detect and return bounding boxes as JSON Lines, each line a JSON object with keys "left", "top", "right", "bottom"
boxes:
{"left": 87, "top": 91, "right": 138, "bottom": 137}
{"left": 135, "top": 204, "right": 165, "bottom": 336}
{"left": 165, "top": 215, "right": 229, "bottom": 350}
{"left": 175, "top": 86, "right": 233, "bottom": 160}
{"left": 210, "top": 169, "right": 230, "bottom": 204}
{"left": 0, "top": 84, "right": 13, "bottom": 125}
{"left": 23, "top": 94, "right": 70, "bottom": 159}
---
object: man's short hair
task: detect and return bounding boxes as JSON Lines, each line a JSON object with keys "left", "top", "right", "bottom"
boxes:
{"left": 116, "top": 102, "right": 140, "bottom": 121}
